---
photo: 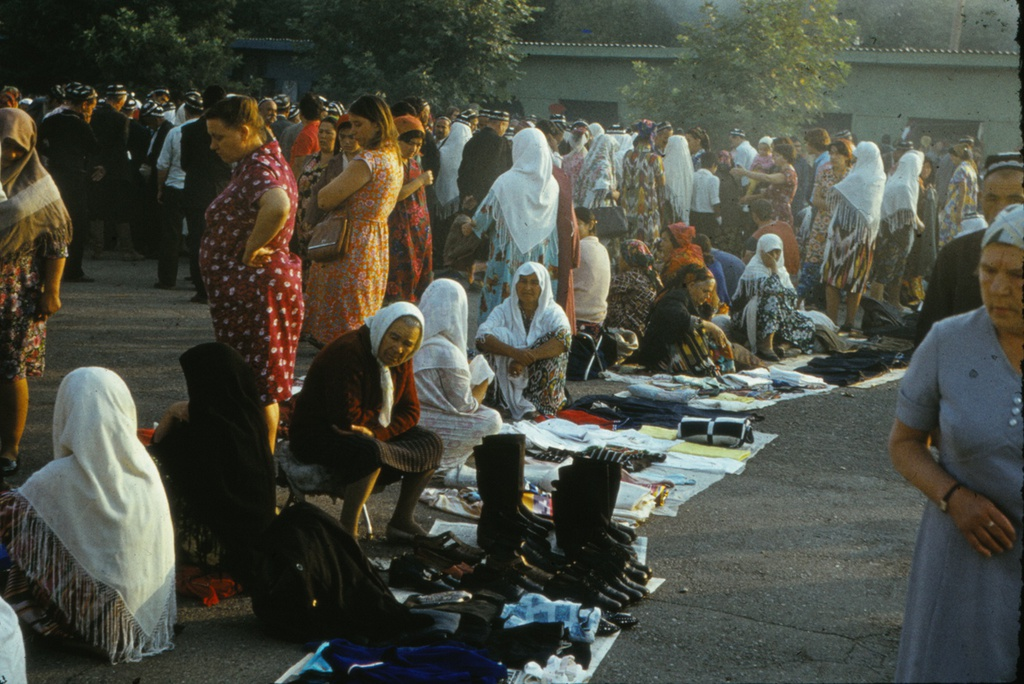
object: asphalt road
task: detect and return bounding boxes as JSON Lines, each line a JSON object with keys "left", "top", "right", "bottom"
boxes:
{"left": 7, "top": 257, "right": 922, "bottom": 683}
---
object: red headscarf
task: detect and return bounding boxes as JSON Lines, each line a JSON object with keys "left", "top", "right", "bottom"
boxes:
{"left": 661, "top": 222, "right": 704, "bottom": 280}
{"left": 393, "top": 114, "right": 424, "bottom": 136}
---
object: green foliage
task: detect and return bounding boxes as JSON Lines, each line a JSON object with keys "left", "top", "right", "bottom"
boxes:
{"left": 527, "top": 0, "right": 679, "bottom": 45}
{"left": 0, "top": 0, "right": 239, "bottom": 91}
{"left": 623, "top": 0, "right": 856, "bottom": 142}
{"left": 297, "top": 0, "right": 537, "bottom": 105}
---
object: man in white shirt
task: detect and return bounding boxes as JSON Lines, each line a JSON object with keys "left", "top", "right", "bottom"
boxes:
{"left": 154, "top": 92, "right": 202, "bottom": 289}
{"left": 691, "top": 153, "right": 722, "bottom": 240}
{"left": 572, "top": 207, "right": 611, "bottom": 330}
{"left": 729, "top": 128, "right": 756, "bottom": 187}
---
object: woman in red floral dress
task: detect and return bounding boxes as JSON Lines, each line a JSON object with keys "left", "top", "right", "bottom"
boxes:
{"left": 385, "top": 115, "right": 434, "bottom": 303}
{"left": 200, "top": 96, "right": 303, "bottom": 450}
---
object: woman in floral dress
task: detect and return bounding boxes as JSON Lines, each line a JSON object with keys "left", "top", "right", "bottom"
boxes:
{"left": 0, "top": 109, "right": 71, "bottom": 477}
{"left": 385, "top": 115, "right": 434, "bottom": 303}
{"left": 200, "top": 96, "right": 303, "bottom": 450}
{"left": 937, "top": 142, "right": 979, "bottom": 248}
{"left": 620, "top": 120, "right": 665, "bottom": 244}
{"left": 304, "top": 95, "right": 403, "bottom": 345}
{"left": 292, "top": 115, "right": 339, "bottom": 259}
{"left": 796, "top": 138, "right": 852, "bottom": 305}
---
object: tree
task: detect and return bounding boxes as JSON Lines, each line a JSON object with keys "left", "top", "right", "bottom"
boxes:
{"left": 297, "top": 0, "right": 537, "bottom": 106}
{"left": 0, "top": 0, "right": 239, "bottom": 92}
{"left": 623, "top": 0, "right": 857, "bottom": 142}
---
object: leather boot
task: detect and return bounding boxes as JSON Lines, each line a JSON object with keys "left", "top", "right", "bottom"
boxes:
{"left": 474, "top": 437, "right": 526, "bottom": 556}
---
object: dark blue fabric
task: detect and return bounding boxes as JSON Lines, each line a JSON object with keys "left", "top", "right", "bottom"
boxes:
{"left": 706, "top": 257, "right": 731, "bottom": 306}
{"left": 712, "top": 248, "right": 745, "bottom": 299}
{"left": 313, "top": 639, "right": 507, "bottom": 683}
{"left": 568, "top": 394, "right": 749, "bottom": 429}
{"left": 795, "top": 349, "right": 910, "bottom": 387}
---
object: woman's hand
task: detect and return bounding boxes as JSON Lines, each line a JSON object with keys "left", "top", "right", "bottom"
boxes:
{"left": 703, "top": 321, "right": 730, "bottom": 349}
{"left": 152, "top": 401, "right": 190, "bottom": 444}
{"left": 509, "top": 359, "right": 526, "bottom": 378}
{"left": 332, "top": 424, "right": 375, "bottom": 439}
{"left": 420, "top": 170, "right": 434, "bottom": 187}
{"left": 730, "top": 167, "right": 747, "bottom": 178}
{"left": 948, "top": 487, "right": 1017, "bottom": 557}
{"left": 35, "top": 289, "right": 61, "bottom": 320}
{"left": 515, "top": 348, "right": 537, "bottom": 366}
{"left": 760, "top": 250, "right": 778, "bottom": 273}
{"left": 455, "top": 215, "right": 476, "bottom": 237}
{"left": 243, "top": 245, "right": 275, "bottom": 268}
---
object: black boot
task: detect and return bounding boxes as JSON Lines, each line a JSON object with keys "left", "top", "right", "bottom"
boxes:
{"left": 474, "top": 438, "right": 526, "bottom": 556}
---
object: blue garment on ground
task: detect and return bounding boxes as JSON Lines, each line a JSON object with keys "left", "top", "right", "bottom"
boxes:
{"left": 301, "top": 639, "right": 507, "bottom": 683}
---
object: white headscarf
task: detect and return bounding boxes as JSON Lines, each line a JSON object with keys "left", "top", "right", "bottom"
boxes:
{"left": 573, "top": 134, "right": 618, "bottom": 207}
{"left": 365, "top": 302, "right": 425, "bottom": 427}
{"left": 831, "top": 141, "right": 887, "bottom": 241}
{"left": 415, "top": 278, "right": 469, "bottom": 373}
{"left": 737, "top": 233, "right": 793, "bottom": 294}
{"left": 881, "top": 150, "right": 924, "bottom": 220}
{"left": 435, "top": 119, "right": 473, "bottom": 218}
{"left": 587, "top": 122, "right": 605, "bottom": 142}
{"left": 14, "top": 367, "right": 175, "bottom": 663}
{"left": 476, "top": 262, "right": 570, "bottom": 420}
{"left": 484, "top": 128, "right": 560, "bottom": 255}
{"left": 663, "top": 135, "right": 695, "bottom": 223}
{"left": 615, "top": 132, "right": 636, "bottom": 180}
{"left": 0, "top": 597, "right": 26, "bottom": 684}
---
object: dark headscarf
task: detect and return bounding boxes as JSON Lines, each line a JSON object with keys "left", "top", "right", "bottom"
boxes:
{"left": 0, "top": 108, "right": 72, "bottom": 258}
{"left": 620, "top": 239, "right": 661, "bottom": 288}
{"left": 634, "top": 119, "right": 657, "bottom": 148}
{"left": 150, "top": 342, "right": 276, "bottom": 582}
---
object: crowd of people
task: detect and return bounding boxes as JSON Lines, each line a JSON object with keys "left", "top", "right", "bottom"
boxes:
{"left": 0, "top": 78, "right": 1021, "bottom": 682}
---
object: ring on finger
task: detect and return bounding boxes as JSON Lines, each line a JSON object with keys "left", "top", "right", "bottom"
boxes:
{"left": 987, "top": 520, "right": 995, "bottom": 528}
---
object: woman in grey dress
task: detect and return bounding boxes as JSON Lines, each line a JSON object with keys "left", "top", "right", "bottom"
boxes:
{"left": 888, "top": 204, "right": 1023, "bottom": 683}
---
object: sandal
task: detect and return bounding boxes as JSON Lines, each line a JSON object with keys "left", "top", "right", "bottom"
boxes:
{"left": 596, "top": 617, "right": 621, "bottom": 637}
{"left": 605, "top": 611, "right": 640, "bottom": 629}
{"left": 1, "top": 457, "right": 18, "bottom": 476}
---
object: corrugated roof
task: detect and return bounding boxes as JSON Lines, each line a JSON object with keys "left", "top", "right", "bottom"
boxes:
{"left": 517, "top": 40, "right": 669, "bottom": 49}
{"left": 516, "top": 40, "right": 1018, "bottom": 56}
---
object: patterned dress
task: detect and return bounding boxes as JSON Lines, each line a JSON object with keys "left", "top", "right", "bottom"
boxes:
{"left": 605, "top": 271, "right": 658, "bottom": 338}
{"left": 621, "top": 146, "right": 665, "bottom": 244}
{"left": 304, "top": 147, "right": 403, "bottom": 344}
{"left": 0, "top": 236, "right": 68, "bottom": 381}
{"left": 473, "top": 197, "right": 559, "bottom": 324}
{"left": 937, "top": 161, "right": 978, "bottom": 248}
{"left": 200, "top": 141, "right": 304, "bottom": 405}
{"left": 385, "top": 157, "right": 433, "bottom": 303}
{"left": 796, "top": 163, "right": 837, "bottom": 298}
{"left": 742, "top": 275, "right": 816, "bottom": 352}
{"left": 292, "top": 152, "right": 331, "bottom": 255}
{"left": 764, "top": 165, "right": 797, "bottom": 226}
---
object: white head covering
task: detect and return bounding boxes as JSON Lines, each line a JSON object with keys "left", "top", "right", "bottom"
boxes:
{"left": 738, "top": 233, "right": 793, "bottom": 291}
{"left": 587, "top": 122, "right": 605, "bottom": 142}
{"left": 365, "top": 302, "right": 425, "bottom": 427}
{"left": 14, "top": 367, "right": 175, "bottom": 663}
{"left": 415, "top": 278, "right": 469, "bottom": 373}
{"left": 663, "top": 135, "right": 695, "bottom": 223}
{"left": 0, "top": 597, "right": 27, "bottom": 684}
{"left": 476, "top": 262, "right": 570, "bottom": 419}
{"left": 831, "top": 141, "right": 887, "bottom": 241}
{"left": 757, "top": 136, "right": 773, "bottom": 149}
{"left": 573, "top": 134, "right": 618, "bottom": 207}
{"left": 435, "top": 119, "right": 473, "bottom": 218}
{"left": 881, "top": 149, "right": 924, "bottom": 220}
{"left": 486, "top": 128, "right": 560, "bottom": 254}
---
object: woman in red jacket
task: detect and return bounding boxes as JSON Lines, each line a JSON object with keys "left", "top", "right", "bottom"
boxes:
{"left": 289, "top": 302, "right": 442, "bottom": 539}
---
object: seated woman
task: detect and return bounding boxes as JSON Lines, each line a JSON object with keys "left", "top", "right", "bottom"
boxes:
{"left": 289, "top": 302, "right": 442, "bottom": 540}
{"left": 149, "top": 343, "right": 278, "bottom": 586}
{"left": 732, "top": 233, "right": 816, "bottom": 362}
{"left": 631, "top": 264, "right": 735, "bottom": 376}
{"left": 659, "top": 222, "right": 704, "bottom": 283}
{"left": 414, "top": 279, "right": 502, "bottom": 477}
{"left": 606, "top": 240, "right": 661, "bottom": 338}
{"left": 475, "top": 262, "right": 571, "bottom": 420}
{"left": 0, "top": 368, "right": 175, "bottom": 664}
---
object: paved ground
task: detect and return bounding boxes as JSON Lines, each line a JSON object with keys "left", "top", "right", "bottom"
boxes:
{"left": 8, "top": 257, "right": 922, "bottom": 683}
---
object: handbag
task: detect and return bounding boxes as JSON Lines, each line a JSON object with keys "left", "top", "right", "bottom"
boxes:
{"left": 677, "top": 415, "right": 755, "bottom": 448}
{"left": 306, "top": 209, "right": 350, "bottom": 263}
{"left": 592, "top": 205, "right": 628, "bottom": 239}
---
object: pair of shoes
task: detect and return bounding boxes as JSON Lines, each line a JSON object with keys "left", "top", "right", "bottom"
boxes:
{"left": 605, "top": 611, "right": 639, "bottom": 629}
{"left": 189, "top": 294, "right": 208, "bottom": 304}
{"left": 153, "top": 282, "right": 176, "bottom": 290}
{"left": 756, "top": 347, "right": 780, "bottom": 362}
{"left": 413, "top": 530, "right": 485, "bottom": 565}
{"left": 387, "top": 554, "right": 460, "bottom": 594}
{"left": 386, "top": 523, "right": 429, "bottom": 544}
{"left": 1, "top": 457, "right": 18, "bottom": 476}
{"left": 596, "top": 618, "right": 621, "bottom": 636}
{"left": 838, "top": 324, "right": 853, "bottom": 334}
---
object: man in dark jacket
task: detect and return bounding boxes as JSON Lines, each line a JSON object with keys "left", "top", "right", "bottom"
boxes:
{"left": 179, "top": 85, "right": 230, "bottom": 303}
{"left": 456, "top": 109, "right": 512, "bottom": 214}
{"left": 89, "top": 83, "right": 141, "bottom": 259}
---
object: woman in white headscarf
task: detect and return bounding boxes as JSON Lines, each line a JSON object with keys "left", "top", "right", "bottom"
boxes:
{"left": 869, "top": 150, "right": 925, "bottom": 306}
{"left": 733, "top": 233, "right": 816, "bottom": 361}
{"left": 0, "top": 368, "right": 176, "bottom": 664}
{"left": 821, "top": 141, "right": 887, "bottom": 331}
{"left": 435, "top": 115, "right": 473, "bottom": 221}
{"left": 476, "top": 262, "right": 571, "bottom": 419}
{"left": 457, "top": 128, "right": 560, "bottom": 323}
{"left": 414, "top": 279, "right": 502, "bottom": 478}
{"left": 573, "top": 132, "right": 619, "bottom": 208}
{"left": 662, "top": 134, "right": 695, "bottom": 225}
{"left": 289, "top": 302, "right": 443, "bottom": 539}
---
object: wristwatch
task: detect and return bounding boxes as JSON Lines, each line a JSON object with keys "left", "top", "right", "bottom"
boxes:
{"left": 939, "top": 482, "right": 963, "bottom": 513}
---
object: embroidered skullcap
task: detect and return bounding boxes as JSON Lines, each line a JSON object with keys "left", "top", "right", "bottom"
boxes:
{"left": 258, "top": 97, "right": 273, "bottom": 107}
{"left": 140, "top": 100, "right": 162, "bottom": 118}
{"left": 435, "top": 115, "right": 451, "bottom": 124}
{"left": 122, "top": 98, "right": 138, "bottom": 112}
{"left": 50, "top": 84, "right": 65, "bottom": 100}
{"left": 287, "top": 104, "right": 299, "bottom": 119}
{"left": 105, "top": 83, "right": 128, "bottom": 97}
{"left": 148, "top": 87, "right": 170, "bottom": 98}
{"left": 183, "top": 90, "right": 204, "bottom": 112}
{"left": 835, "top": 130, "right": 852, "bottom": 140}
{"left": 656, "top": 121, "right": 673, "bottom": 132}
{"left": 461, "top": 107, "right": 478, "bottom": 118}
{"left": 757, "top": 136, "right": 773, "bottom": 147}
{"left": 729, "top": 128, "right": 746, "bottom": 138}
{"left": 896, "top": 140, "right": 914, "bottom": 150}
{"left": 958, "top": 135, "right": 975, "bottom": 146}
{"left": 983, "top": 152, "right": 1023, "bottom": 176}
{"left": 65, "top": 82, "right": 97, "bottom": 102}
{"left": 272, "top": 93, "right": 291, "bottom": 108}
{"left": 327, "top": 101, "right": 344, "bottom": 117}
{"left": 571, "top": 119, "right": 588, "bottom": 130}
{"left": 981, "top": 204, "right": 1024, "bottom": 251}
{"left": 608, "top": 123, "right": 624, "bottom": 133}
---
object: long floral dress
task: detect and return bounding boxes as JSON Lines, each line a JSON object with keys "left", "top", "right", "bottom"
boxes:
{"left": 0, "top": 236, "right": 68, "bottom": 381}
{"left": 473, "top": 197, "right": 559, "bottom": 324}
{"left": 303, "top": 147, "right": 403, "bottom": 345}
{"left": 620, "top": 145, "right": 665, "bottom": 244}
{"left": 796, "top": 162, "right": 837, "bottom": 299}
{"left": 292, "top": 152, "right": 330, "bottom": 256}
{"left": 734, "top": 274, "right": 816, "bottom": 353}
{"left": 937, "top": 161, "right": 978, "bottom": 248}
{"left": 200, "top": 141, "right": 304, "bottom": 405}
{"left": 764, "top": 165, "right": 797, "bottom": 226}
{"left": 385, "top": 157, "right": 432, "bottom": 303}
